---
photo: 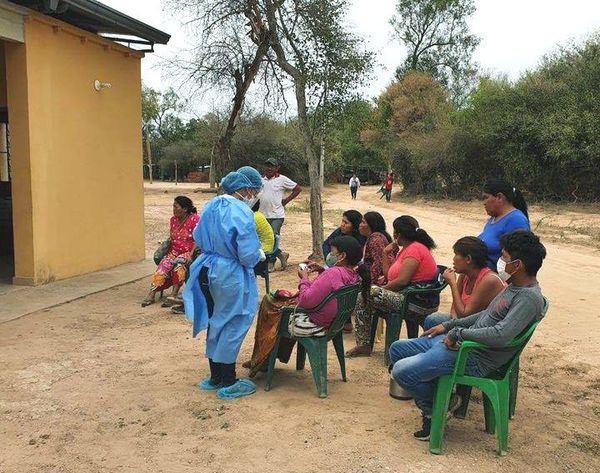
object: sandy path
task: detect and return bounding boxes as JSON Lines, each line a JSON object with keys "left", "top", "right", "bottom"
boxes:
{"left": 0, "top": 184, "right": 598, "bottom": 473}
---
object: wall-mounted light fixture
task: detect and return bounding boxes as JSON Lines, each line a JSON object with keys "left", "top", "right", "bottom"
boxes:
{"left": 94, "top": 80, "right": 112, "bottom": 91}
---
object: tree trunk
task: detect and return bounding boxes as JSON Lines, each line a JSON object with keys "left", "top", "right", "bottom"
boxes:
{"left": 265, "top": 0, "right": 324, "bottom": 259}
{"left": 319, "top": 132, "right": 325, "bottom": 189}
{"left": 145, "top": 136, "right": 153, "bottom": 184}
{"left": 295, "top": 80, "right": 324, "bottom": 260}
{"left": 213, "top": 25, "right": 271, "bottom": 181}
{"left": 208, "top": 144, "right": 216, "bottom": 189}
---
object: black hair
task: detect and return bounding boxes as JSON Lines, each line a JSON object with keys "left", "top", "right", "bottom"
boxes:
{"left": 331, "top": 235, "right": 369, "bottom": 301}
{"left": 343, "top": 210, "right": 363, "bottom": 239}
{"left": 453, "top": 236, "right": 488, "bottom": 269}
{"left": 174, "top": 196, "right": 197, "bottom": 214}
{"left": 363, "top": 211, "right": 392, "bottom": 243}
{"left": 483, "top": 179, "right": 529, "bottom": 221}
{"left": 393, "top": 215, "right": 436, "bottom": 250}
{"left": 252, "top": 200, "right": 260, "bottom": 212}
{"left": 500, "top": 230, "right": 546, "bottom": 276}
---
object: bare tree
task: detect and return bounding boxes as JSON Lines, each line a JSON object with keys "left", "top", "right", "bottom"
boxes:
{"left": 165, "top": 1, "right": 275, "bottom": 183}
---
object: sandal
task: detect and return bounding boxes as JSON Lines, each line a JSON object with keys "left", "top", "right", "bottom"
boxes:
{"left": 345, "top": 346, "right": 372, "bottom": 358}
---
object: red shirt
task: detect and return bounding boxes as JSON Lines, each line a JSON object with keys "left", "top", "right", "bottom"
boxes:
{"left": 387, "top": 242, "right": 437, "bottom": 283}
{"left": 384, "top": 176, "right": 393, "bottom": 190}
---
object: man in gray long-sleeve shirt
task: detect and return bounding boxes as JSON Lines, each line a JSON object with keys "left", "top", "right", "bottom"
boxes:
{"left": 389, "top": 230, "right": 547, "bottom": 441}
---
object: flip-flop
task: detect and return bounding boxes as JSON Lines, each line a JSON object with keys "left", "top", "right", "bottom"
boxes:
{"left": 197, "top": 378, "right": 222, "bottom": 391}
{"left": 216, "top": 379, "right": 257, "bottom": 400}
{"left": 141, "top": 299, "right": 155, "bottom": 307}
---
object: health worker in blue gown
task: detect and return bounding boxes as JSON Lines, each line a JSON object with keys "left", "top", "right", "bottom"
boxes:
{"left": 183, "top": 168, "right": 265, "bottom": 400}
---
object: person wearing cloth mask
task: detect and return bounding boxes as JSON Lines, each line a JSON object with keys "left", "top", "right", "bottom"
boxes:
{"left": 259, "top": 158, "right": 302, "bottom": 271}
{"left": 390, "top": 230, "right": 546, "bottom": 441}
{"left": 479, "top": 179, "right": 530, "bottom": 270}
{"left": 183, "top": 168, "right": 265, "bottom": 400}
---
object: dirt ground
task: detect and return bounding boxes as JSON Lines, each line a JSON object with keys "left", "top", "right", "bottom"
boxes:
{"left": 1, "top": 183, "right": 599, "bottom": 473}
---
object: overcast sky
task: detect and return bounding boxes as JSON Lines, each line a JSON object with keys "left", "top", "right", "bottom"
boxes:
{"left": 102, "top": 0, "right": 600, "bottom": 113}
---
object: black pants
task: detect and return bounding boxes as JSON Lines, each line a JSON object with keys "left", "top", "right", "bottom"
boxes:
{"left": 350, "top": 186, "right": 358, "bottom": 199}
{"left": 385, "top": 189, "right": 392, "bottom": 202}
{"left": 200, "top": 266, "right": 236, "bottom": 387}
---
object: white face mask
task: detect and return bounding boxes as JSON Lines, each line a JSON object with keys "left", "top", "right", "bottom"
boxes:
{"left": 235, "top": 191, "right": 258, "bottom": 208}
{"left": 246, "top": 196, "right": 259, "bottom": 208}
{"left": 497, "top": 258, "right": 517, "bottom": 282}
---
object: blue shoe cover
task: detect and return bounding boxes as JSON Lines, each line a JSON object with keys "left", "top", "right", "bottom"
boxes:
{"left": 197, "top": 378, "right": 222, "bottom": 391}
{"left": 216, "top": 379, "right": 257, "bottom": 400}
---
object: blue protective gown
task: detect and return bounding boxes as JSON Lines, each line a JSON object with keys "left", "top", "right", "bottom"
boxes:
{"left": 183, "top": 195, "right": 262, "bottom": 364}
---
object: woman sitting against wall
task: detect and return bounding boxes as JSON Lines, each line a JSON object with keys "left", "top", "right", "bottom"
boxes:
{"left": 142, "top": 196, "right": 199, "bottom": 307}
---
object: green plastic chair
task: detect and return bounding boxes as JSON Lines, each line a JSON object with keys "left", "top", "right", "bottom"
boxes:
{"left": 256, "top": 234, "right": 280, "bottom": 294}
{"left": 369, "top": 265, "right": 448, "bottom": 366}
{"left": 429, "top": 297, "right": 548, "bottom": 456}
{"left": 264, "top": 283, "right": 361, "bottom": 398}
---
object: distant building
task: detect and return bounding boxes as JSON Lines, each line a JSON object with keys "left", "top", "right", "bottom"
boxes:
{"left": 0, "top": 0, "right": 169, "bottom": 285}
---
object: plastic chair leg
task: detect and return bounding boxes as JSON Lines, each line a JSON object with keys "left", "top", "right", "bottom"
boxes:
{"left": 296, "top": 344, "right": 306, "bottom": 370}
{"left": 496, "top": 383, "right": 510, "bottom": 456}
{"left": 369, "top": 311, "right": 380, "bottom": 350}
{"left": 384, "top": 315, "right": 403, "bottom": 366}
{"left": 453, "top": 384, "right": 473, "bottom": 419}
{"left": 429, "top": 376, "right": 454, "bottom": 455}
{"left": 303, "top": 339, "right": 328, "bottom": 398}
{"left": 406, "top": 319, "right": 420, "bottom": 338}
{"left": 264, "top": 334, "right": 282, "bottom": 392}
{"left": 331, "top": 331, "right": 347, "bottom": 382}
{"left": 509, "top": 362, "right": 519, "bottom": 420}
{"left": 483, "top": 393, "right": 496, "bottom": 434}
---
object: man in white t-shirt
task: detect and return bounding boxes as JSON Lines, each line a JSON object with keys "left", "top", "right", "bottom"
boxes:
{"left": 259, "top": 158, "right": 302, "bottom": 271}
{"left": 349, "top": 173, "right": 360, "bottom": 200}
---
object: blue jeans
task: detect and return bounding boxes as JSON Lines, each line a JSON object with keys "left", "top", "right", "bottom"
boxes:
{"left": 423, "top": 313, "right": 452, "bottom": 331}
{"left": 267, "top": 218, "right": 284, "bottom": 257}
{"left": 389, "top": 335, "right": 484, "bottom": 416}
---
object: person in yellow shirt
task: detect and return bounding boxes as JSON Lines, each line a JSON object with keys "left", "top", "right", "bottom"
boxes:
{"left": 252, "top": 201, "right": 275, "bottom": 253}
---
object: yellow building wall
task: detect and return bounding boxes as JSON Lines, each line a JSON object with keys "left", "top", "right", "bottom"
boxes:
{"left": 5, "top": 14, "right": 145, "bottom": 284}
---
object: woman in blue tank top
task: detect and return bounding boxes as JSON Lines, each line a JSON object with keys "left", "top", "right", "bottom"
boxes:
{"left": 479, "top": 179, "right": 530, "bottom": 269}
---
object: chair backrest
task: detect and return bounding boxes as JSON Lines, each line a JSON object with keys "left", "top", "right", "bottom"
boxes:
{"left": 325, "top": 283, "right": 362, "bottom": 339}
{"left": 496, "top": 297, "right": 549, "bottom": 378}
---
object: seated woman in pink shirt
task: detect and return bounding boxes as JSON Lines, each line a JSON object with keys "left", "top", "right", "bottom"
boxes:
{"left": 423, "top": 236, "right": 506, "bottom": 330}
{"left": 244, "top": 236, "right": 364, "bottom": 375}
{"left": 370, "top": 216, "right": 440, "bottom": 338}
